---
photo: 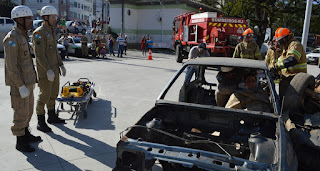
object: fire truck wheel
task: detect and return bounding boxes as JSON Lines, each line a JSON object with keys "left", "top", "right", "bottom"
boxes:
{"left": 176, "top": 44, "right": 183, "bottom": 63}
{"left": 283, "top": 73, "right": 315, "bottom": 114}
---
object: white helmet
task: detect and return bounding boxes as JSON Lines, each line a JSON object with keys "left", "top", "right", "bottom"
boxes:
{"left": 11, "top": 5, "right": 33, "bottom": 19}
{"left": 40, "top": 6, "right": 58, "bottom": 16}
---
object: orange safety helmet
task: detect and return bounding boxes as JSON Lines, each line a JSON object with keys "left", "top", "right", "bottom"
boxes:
{"left": 243, "top": 28, "right": 254, "bottom": 36}
{"left": 275, "top": 27, "right": 292, "bottom": 42}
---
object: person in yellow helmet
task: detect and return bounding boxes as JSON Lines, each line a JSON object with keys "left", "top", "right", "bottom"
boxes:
{"left": 271, "top": 27, "right": 307, "bottom": 103}
{"left": 233, "top": 28, "right": 262, "bottom": 60}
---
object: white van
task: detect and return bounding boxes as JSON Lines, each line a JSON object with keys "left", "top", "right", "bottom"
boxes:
{"left": 0, "top": 17, "right": 14, "bottom": 52}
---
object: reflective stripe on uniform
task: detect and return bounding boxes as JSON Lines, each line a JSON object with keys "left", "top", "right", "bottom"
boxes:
{"left": 240, "top": 54, "right": 250, "bottom": 58}
{"left": 277, "top": 57, "right": 285, "bottom": 69}
{"left": 287, "top": 49, "right": 301, "bottom": 59}
{"left": 281, "top": 63, "right": 307, "bottom": 71}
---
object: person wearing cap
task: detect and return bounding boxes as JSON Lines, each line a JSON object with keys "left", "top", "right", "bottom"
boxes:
{"left": 32, "top": 5, "right": 66, "bottom": 133}
{"left": 185, "top": 43, "right": 210, "bottom": 82}
{"left": 233, "top": 28, "right": 262, "bottom": 60}
{"left": 4, "top": 5, "right": 41, "bottom": 152}
{"left": 272, "top": 27, "right": 307, "bottom": 103}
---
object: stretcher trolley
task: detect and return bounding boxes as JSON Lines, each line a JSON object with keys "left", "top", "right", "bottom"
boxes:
{"left": 56, "top": 78, "right": 97, "bottom": 118}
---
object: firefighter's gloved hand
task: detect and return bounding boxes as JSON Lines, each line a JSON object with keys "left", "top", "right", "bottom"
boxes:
{"left": 270, "top": 67, "right": 280, "bottom": 80}
{"left": 19, "top": 85, "right": 30, "bottom": 98}
{"left": 60, "top": 65, "right": 66, "bottom": 77}
{"left": 46, "top": 69, "right": 55, "bottom": 81}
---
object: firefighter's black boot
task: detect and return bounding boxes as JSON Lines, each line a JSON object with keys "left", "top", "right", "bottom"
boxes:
{"left": 25, "top": 127, "right": 42, "bottom": 142}
{"left": 47, "top": 110, "right": 65, "bottom": 124}
{"left": 37, "top": 115, "right": 52, "bottom": 132}
{"left": 16, "top": 136, "right": 35, "bottom": 152}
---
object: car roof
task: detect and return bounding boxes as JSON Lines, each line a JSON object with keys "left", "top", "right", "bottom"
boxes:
{"left": 185, "top": 57, "right": 268, "bottom": 70}
{"left": 0, "top": 17, "right": 11, "bottom": 19}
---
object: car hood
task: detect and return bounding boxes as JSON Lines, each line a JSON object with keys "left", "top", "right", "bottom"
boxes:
{"left": 307, "top": 53, "right": 320, "bottom": 57}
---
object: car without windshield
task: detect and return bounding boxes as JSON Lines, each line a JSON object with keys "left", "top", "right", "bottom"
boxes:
{"left": 114, "top": 57, "right": 297, "bottom": 171}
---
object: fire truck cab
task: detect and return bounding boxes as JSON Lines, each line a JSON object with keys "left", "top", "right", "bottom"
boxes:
{"left": 172, "top": 12, "right": 248, "bottom": 63}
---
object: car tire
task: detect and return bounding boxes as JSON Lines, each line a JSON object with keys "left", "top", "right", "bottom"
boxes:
{"left": 283, "top": 73, "right": 315, "bottom": 113}
{"left": 176, "top": 44, "right": 183, "bottom": 63}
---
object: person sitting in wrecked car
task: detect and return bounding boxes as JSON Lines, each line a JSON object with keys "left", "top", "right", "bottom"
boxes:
{"left": 215, "top": 67, "right": 244, "bottom": 107}
{"left": 225, "top": 74, "right": 271, "bottom": 112}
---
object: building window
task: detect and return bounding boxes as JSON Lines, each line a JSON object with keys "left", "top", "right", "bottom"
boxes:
{"left": 37, "top": 0, "right": 42, "bottom": 2}
{"left": 78, "top": 13, "right": 80, "bottom": 18}
{"left": 74, "top": 2, "right": 77, "bottom": 7}
{"left": 50, "top": 0, "right": 55, "bottom": 3}
{"left": 78, "top": 3, "right": 80, "bottom": 8}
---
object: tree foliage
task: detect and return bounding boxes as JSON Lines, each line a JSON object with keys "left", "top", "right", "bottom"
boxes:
{"left": 0, "top": 0, "right": 16, "bottom": 18}
{"left": 200, "top": 0, "right": 320, "bottom": 45}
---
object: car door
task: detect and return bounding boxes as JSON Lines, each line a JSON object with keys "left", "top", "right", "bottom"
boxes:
{"left": 68, "top": 38, "right": 76, "bottom": 54}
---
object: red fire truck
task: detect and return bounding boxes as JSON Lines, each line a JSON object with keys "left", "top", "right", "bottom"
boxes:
{"left": 172, "top": 11, "right": 248, "bottom": 63}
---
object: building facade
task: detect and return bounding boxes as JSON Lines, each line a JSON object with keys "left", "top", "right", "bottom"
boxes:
{"left": 108, "top": 0, "right": 220, "bottom": 48}
{"left": 69, "top": 0, "right": 92, "bottom": 22}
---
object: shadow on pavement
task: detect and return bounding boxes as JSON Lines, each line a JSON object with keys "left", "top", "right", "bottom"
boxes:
{"left": 48, "top": 125, "right": 116, "bottom": 168}
{"left": 24, "top": 146, "right": 81, "bottom": 170}
{"left": 72, "top": 98, "right": 116, "bottom": 130}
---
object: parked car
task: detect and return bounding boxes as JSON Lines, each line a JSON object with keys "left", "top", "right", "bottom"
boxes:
{"left": 307, "top": 48, "right": 320, "bottom": 64}
{"left": 306, "top": 47, "right": 312, "bottom": 54}
{"left": 0, "top": 17, "right": 14, "bottom": 52}
{"left": 57, "top": 35, "right": 91, "bottom": 57}
{"left": 28, "top": 36, "right": 65, "bottom": 58}
{"left": 32, "top": 20, "right": 43, "bottom": 30}
{"left": 66, "top": 21, "right": 87, "bottom": 34}
{"left": 114, "top": 57, "right": 297, "bottom": 171}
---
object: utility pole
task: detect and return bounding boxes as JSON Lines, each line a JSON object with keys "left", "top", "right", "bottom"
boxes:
{"left": 121, "top": 0, "right": 124, "bottom": 34}
{"left": 102, "top": 0, "right": 105, "bottom": 32}
{"left": 302, "top": 0, "right": 312, "bottom": 49}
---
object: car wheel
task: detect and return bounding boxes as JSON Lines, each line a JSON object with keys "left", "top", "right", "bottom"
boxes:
{"left": 175, "top": 44, "right": 183, "bottom": 63}
{"left": 283, "top": 73, "right": 315, "bottom": 114}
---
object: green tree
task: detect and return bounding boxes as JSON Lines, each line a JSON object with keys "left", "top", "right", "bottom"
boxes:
{"left": 0, "top": 0, "right": 16, "bottom": 18}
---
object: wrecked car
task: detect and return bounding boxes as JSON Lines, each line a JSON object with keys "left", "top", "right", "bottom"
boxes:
{"left": 282, "top": 73, "right": 320, "bottom": 170}
{"left": 114, "top": 57, "right": 297, "bottom": 171}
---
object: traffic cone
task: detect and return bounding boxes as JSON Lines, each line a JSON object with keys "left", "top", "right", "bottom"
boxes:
{"left": 148, "top": 49, "right": 153, "bottom": 60}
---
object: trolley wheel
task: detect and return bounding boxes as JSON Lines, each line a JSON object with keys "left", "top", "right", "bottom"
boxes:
{"left": 93, "top": 90, "right": 97, "bottom": 97}
{"left": 84, "top": 111, "right": 87, "bottom": 118}
{"left": 61, "top": 103, "right": 64, "bottom": 110}
{"left": 89, "top": 97, "right": 93, "bottom": 104}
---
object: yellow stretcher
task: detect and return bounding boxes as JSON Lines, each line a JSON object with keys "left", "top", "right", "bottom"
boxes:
{"left": 56, "top": 78, "right": 97, "bottom": 118}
